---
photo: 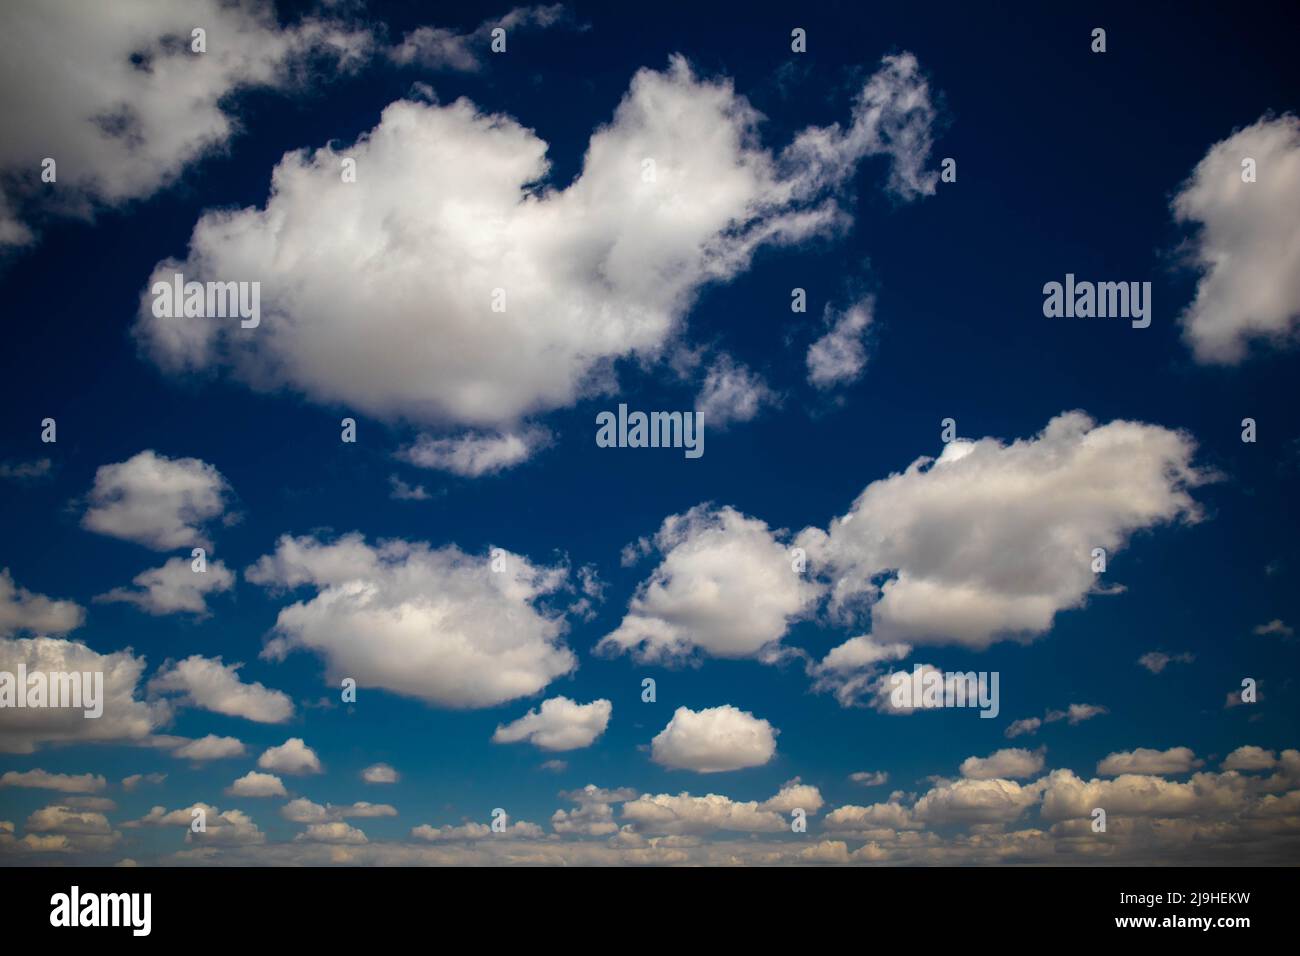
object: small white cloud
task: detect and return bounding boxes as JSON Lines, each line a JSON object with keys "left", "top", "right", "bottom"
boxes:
{"left": 226, "top": 772, "right": 287, "bottom": 798}
{"left": 149, "top": 655, "right": 293, "bottom": 724}
{"left": 650, "top": 705, "right": 777, "bottom": 773}
{"left": 492, "top": 697, "right": 612, "bottom": 751}
{"left": 257, "top": 738, "right": 322, "bottom": 776}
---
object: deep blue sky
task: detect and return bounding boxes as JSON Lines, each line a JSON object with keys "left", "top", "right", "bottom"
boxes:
{"left": 1, "top": 0, "right": 1297, "bottom": 863}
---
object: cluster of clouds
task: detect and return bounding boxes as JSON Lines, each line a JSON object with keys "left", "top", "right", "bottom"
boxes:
{"left": 6, "top": 744, "right": 1297, "bottom": 865}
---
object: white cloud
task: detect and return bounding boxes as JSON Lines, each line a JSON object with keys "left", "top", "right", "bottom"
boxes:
{"left": 170, "top": 735, "right": 245, "bottom": 762}
{"left": 694, "top": 355, "right": 775, "bottom": 427}
{"left": 411, "top": 820, "right": 544, "bottom": 841}
{"left": 121, "top": 773, "right": 166, "bottom": 791}
{"left": 650, "top": 705, "right": 777, "bottom": 773}
{"left": 361, "top": 763, "right": 399, "bottom": 784}
{"left": 96, "top": 556, "right": 234, "bottom": 615}
{"left": 1137, "top": 650, "right": 1195, "bottom": 674}
{"left": 281, "top": 798, "right": 396, "bottom": 824}
{"left": 1254, "top": 619, "right": 1294, "bottom": 638}
{"left": 0, "top": 570, "right": 84, "bottom": 636}
{"left": 398, "top": 429, "right": 548, "bottom": 477}
{"left": 1097, "top": 747, "right": 1203, "bottom": 776}
{"left": 797, "top": 412, "right": 1206, "bottom": 651}
{"left": 1173, "top": 115, "right": 1300, "bottom": 363}
{"left": 598, "top": 505, "right": 820, "bottom": 663}
{"left": 492, "top": 696, "right": 612, "bottom": 751}
{"left": 148, "top": 655, "right": 293, "bottom": 723}
{"left": 257, "top": 738, "right": 322, "bottom": 776}
{"left": 0, "top": 459, "right": 51, "bottom": 482}
{"left": 296, "top": 822, "right": 368, "bottom": 845}
{"left": 249, "top": 533, "right": 576, "bottom": 709}
{"left": 0, "top": 0, "right": 374, "bottom": 248}
{"left": 133, "top": 53, "right": 938, "bottom": 430}
{"left": 1047, "top": 703, "right": 1108, "bottom": 726}
{"left": 226, "top": 772, "right": 287, "bottom": 798}
{"left": 387, "top": 475, "right": 430, "bottom": 501}
{"left": 81, "top": 451, "right": 232, "bottom": 550}
{"left": 1222, "top": 746, "right": 1278, "bottom": 772}
{"left": 912, "top": 777, "right": 1043, "bottom": 825}
{"left": 960, "top": 748, "right": 1046, "bottom": 780}
{"left": 388, "top": 4, "right": 574, "bottom": 72}
{"left": 1005, "top": 717, "right": 1042, "bottom": 739}
{"left": 849, "top": 771, "right": 889, "bottom": 787}
{"left": 758, "top": 778, "right": 824, "bottom": 814}
{"left": 0, "top": 638, "right": 169, "bottom": 754}
{"left": 621, "top": 791, "right": 788, "bottom": 835}
{"left": 807, "top": 299, "right": 873, "bottom": 389}
{"left": 0, "top": 770, "right": 106, "bottom": 793}
{"left": 126, "top": 803, "right": 264, "bottom": 846}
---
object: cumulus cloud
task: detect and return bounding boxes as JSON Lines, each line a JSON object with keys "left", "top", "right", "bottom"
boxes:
{"left": 807, "top": 299, "right": 874, "bottom": 389}
{"left": 133, "top": 53, "right": 938, "bottom": 430}
{"left": 758, "top": 777, "right": 824, "bottom": 814}
{"left": 411, "top": 820, "right": 544, "bottom": 841}
{"left": 960, "top": 748, "right": 1046, "bottom": 780}
{"left": 0, "top": 638, "right": 169, "bottom": 753}
{"left": 492, "top": 696, "right": 612, "bottom": 751}
{"left": 96, "top": 556, "right": 235, "bottom": 615}
{"left": 0, "top": 570, "right": 84, "bottom": 637}
{"left": 1222, "top": 746, "right": 1278, "bottom": 772}
{"left": 694, "top": 355, "right": 775, "bottom": 427}
{"left": 0, "top": 0, "right": 375, "bottom": 248}
{"left": 226, "top": 772, "right": 287, "bottom": 798}
{"left": 551, "top": 785, "right": 638, "bottom": 836}
{"left": 1005, "top": 717, "right": 1042, "bottom": 739}
{"left": 248, "top": 533, "right": 576, "bottom": 708}
{"left": 126, "top": 803, "right": 264, "bottom": 846}
{"left": 121, "top": 773, "right": 166, "bottom": 791}
{"left": 170, "top": 734, "right": 246, "bottom": 762}
{"left": 0, "top": 458, "right": 51, "bottom": 482}
{"left": 1097, "top": 747, "right": 1202, "bottom": 776}
{"left": 650, "top": 705, "right": 777, "bottom": 773}
{"left": 797, "top": 412, "right": 1206, "bottom": 651}
{"left": 598, "top": 505, "right": 820, "bottom": 664}
{"left": 281, "top": 798, "right": 397, "bottom": 824}
{"left": 1173, "top": 115, "right": 1300, "bottom": 363}
{"left": 81, "top": 451, "right": 233, "bottom": 550}
{"left": 361, "top": 763, "right": 399, "bottom": 784}
{"left": 0, "top": 770, "right": 106, "bottom": 793}
{"left": 257, "top": 738, "right": 322, "bottom": 776}
{"left": 621, "top": 791, "right": 788, "bottom": 835}
{"left": 148, "top": 655, "right": 293, "bottom": 723}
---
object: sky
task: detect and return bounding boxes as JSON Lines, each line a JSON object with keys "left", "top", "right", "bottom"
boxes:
{"left": 0, "top": 0, "right": 1298, "bottom": 866}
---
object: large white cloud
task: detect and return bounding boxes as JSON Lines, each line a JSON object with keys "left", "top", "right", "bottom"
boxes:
{"left": 1173, "top": 114, "right": 1300, "bottom": 364}
{"left": 133, "top": 53, "right": 938, "bottom": 430}
{"left": 248, "top": 533, "right": 577, "bottom": 708}
{"left": 81, "top": 451, "right": 233, "bottom": 550}
{"left": 797, "top": 412, "right": 1207, "bottom": 651}
{"left": 0, "top": 637, "right": 170, "bottom": 753}
{"left": 649, "top": 705, "right": 777, "bottom": 773}
{"left": 148, "top": 655, "right": 294, "bottom": 723}
{"left": 0, "top": 0, "right": 375, "bottom": 248}
{"left": 598, "top": 505, "right": 820, "bottom": 663}
{"left": 491, "top": 696, "right": 611, "bottom": 751}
